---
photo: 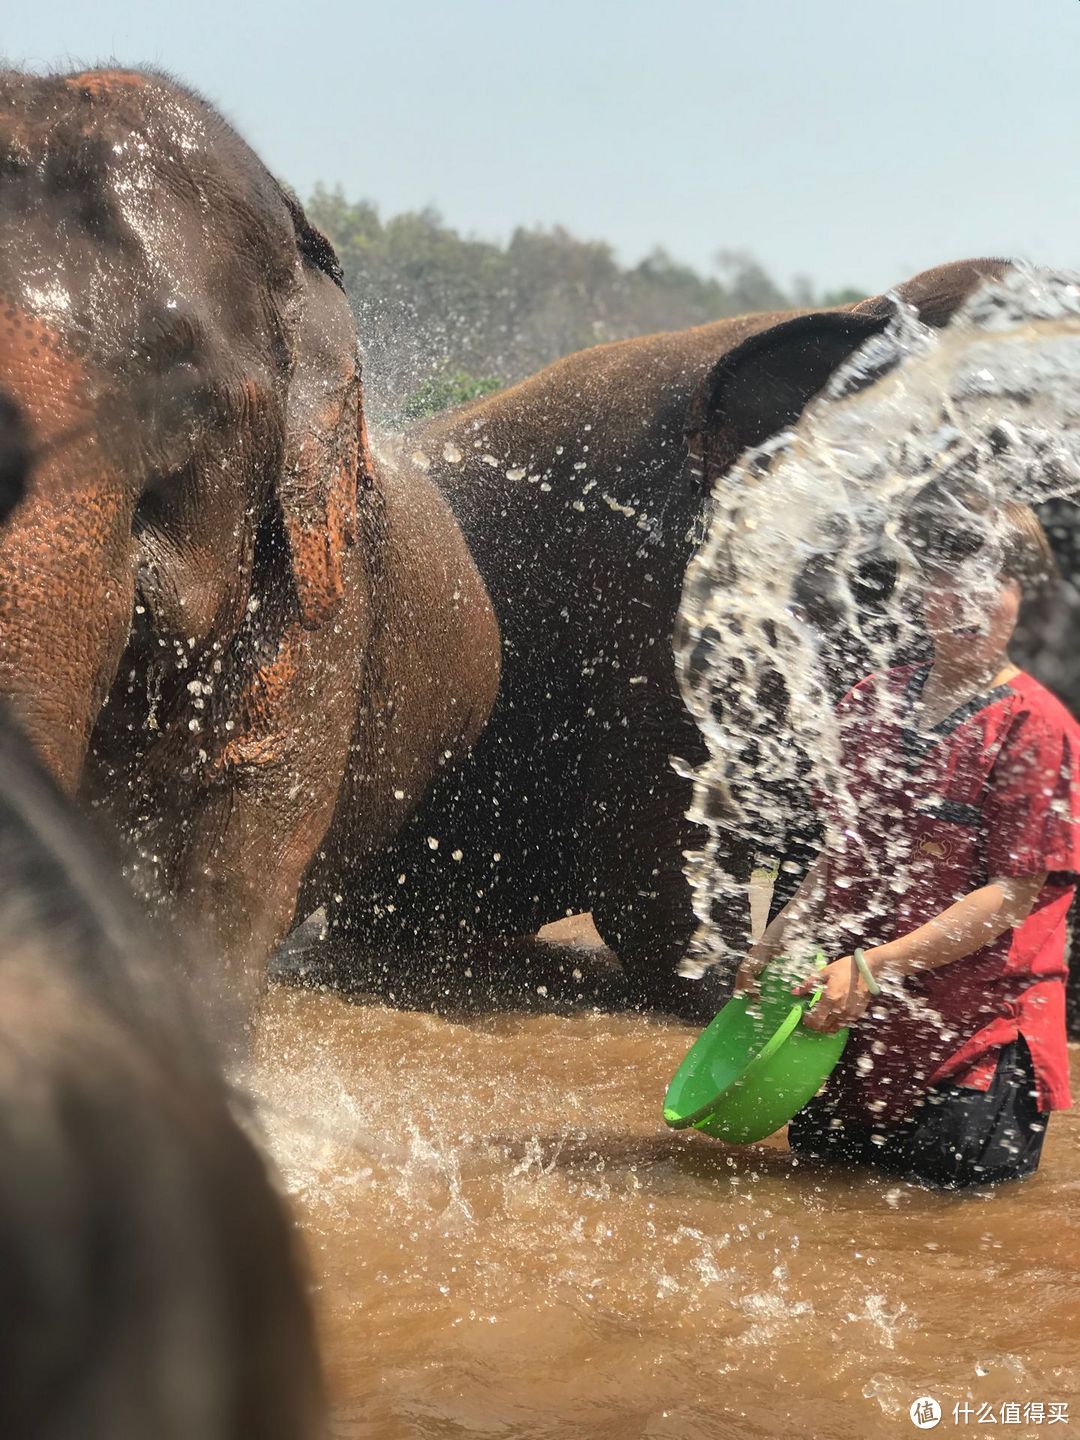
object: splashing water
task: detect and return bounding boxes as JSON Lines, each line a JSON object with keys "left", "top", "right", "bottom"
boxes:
{"left": 245, "top": 986, "right": 1080, "bottom": 1438}
{"left": 675, "top": 266, "right": 1080, "bottom": 978}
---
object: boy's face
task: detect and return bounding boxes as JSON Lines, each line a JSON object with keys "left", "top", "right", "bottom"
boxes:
{"left": 920, "top": 565, "right": 1021, "bottom": 667}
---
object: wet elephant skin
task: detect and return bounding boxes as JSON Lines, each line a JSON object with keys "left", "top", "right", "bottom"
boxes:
{"left": 0, "top": 69, "right": 499, "bottom": 1028}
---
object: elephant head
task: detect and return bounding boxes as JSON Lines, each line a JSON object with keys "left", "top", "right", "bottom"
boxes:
{"left": 0, "top": 69, "right": 370, "bottom": 791}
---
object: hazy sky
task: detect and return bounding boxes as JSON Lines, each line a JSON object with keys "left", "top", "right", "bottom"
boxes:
{"left": 4, "top": 1, "right": 1079, "bottom": 294}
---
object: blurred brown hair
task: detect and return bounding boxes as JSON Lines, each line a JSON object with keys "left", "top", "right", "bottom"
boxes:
{"left": 900, "top": 480, "right": 1058, "bottom": 598}
{"left": 997, "top": 499, "right": 1059, "bottom": 595}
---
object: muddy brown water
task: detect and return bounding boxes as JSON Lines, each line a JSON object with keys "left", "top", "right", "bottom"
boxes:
{"left": 248, "top": 927, "right": 1080, "bottom": 1440}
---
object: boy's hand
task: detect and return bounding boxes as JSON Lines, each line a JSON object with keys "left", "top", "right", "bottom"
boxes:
{"left": 735, "top": 938, "right": 780, "bottom": 997}
{"left": 794, "top": 954, "right": 874, "bottom": 1033}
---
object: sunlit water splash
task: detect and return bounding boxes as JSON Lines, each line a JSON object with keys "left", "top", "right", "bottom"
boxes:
{"left": 675, "top": 267, "right": 1080, "bottom": 978}
{"left": 244, "top": 989, "right": 1080, "bottom": 1437}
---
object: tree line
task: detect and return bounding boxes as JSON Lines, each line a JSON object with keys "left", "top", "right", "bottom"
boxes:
{"left": 307, "top": 185, "right": 863, "bottom": 424}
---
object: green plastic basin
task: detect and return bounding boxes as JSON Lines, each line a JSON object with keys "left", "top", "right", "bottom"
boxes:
{"left": 663, "top": 955, "right": 848, "bottom": 1144}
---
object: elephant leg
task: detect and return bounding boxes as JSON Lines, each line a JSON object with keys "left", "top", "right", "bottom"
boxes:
{"left": 295, "top": 719, "right": 584, "bottom": 986}
{"left": 587, "top": 764, "right": 751, "bottom": 1023}
{"left": 591, "top": 848, "right": 740, "bottom": 1024}
{"left": 272, "top": 915, "right": 633, "bottom": 1015}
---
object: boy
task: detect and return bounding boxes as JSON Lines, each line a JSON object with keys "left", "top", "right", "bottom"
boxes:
{"left": 739, "top": 499, "right": 1080, "bottom": 1188}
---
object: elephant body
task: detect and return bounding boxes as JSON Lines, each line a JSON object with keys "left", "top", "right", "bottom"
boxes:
{"left": 310, "top": 309, "right": 800, "bottom": 1015}
{"left": 312, "top": 260, "right": 1019, "bottom": 1018}
{"left": 0, "top": 69, "right": 497, "bottom": 1021}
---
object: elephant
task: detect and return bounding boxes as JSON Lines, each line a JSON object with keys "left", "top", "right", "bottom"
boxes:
{"left": 0, "top": 396, "right": 322, "bottom": 1440}
{"left": 293, "top": 259, "right": 1021, "bottom": 1020}
{"left": 0, "top": 68, "right": 498, "bottom": 1025}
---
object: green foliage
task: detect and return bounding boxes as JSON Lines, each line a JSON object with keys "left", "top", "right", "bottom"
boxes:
{"left": 820, "top": 286, "right": 866, "bottom": 307}
{"left": 399, "top": 371, "right": 504, "bottom": 421}
{"left": 306, "top": 185, "right": 861, "bottom": 424}
{"left": 712, "top": 249, "right": 791, "bottom": 313}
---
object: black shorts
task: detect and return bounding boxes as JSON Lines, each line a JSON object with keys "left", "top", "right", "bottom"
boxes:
{"left": 787, "top": 1037, "right": 1049, "bottom": 1190}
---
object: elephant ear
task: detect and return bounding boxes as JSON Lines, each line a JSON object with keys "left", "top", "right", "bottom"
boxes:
{"left": 685, "top": 259, "right": 1015, "bottom": 489}
{"left": 852, "top": 255, "right": 1012, "bottom": 328}
{"left": 277, "top": 260, "right": 370, "bottom": 630}
{"left": 684, "top": 311, "right": 891, "bottom": 489}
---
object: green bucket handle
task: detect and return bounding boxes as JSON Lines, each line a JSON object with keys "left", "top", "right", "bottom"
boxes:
{"left": 798, "top": 946, "right": 878, "bottom": 1020}
{"left": 737, "top": 951, "right": 830, "bottom": 1079}
{"left": 807, "top": 949, "right": 828, "bottom": 1003}
{"left": 789, "top": 949, "right": 828, "bottom": 1019}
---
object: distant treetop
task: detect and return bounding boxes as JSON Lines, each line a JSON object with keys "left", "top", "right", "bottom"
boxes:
{"left": 307, "top": 185, "right": 861, "bottom": 425}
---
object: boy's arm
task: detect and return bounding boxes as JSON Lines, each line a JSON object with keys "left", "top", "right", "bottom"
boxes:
{"left": 735, "top": 852, "right": 829, "bottom": 994}
{"left": 798, "top": 873, "right": 1047, "bottom": 1033}
{"left": 865, "top": 873, "right": 1046, "bottom": 978}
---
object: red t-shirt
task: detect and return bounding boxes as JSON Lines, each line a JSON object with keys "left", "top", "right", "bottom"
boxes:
{"left": 814, "top": 665, "right": 1080, "bottom": 1127}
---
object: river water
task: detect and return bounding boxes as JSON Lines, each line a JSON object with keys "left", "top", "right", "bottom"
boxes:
{"left": 248, "top": 938, "right": 1080, "bottom": 1440}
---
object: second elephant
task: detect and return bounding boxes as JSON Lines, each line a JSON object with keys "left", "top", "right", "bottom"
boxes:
{"left": 300, "top": 259, "right": 1015, "bottom": 1019}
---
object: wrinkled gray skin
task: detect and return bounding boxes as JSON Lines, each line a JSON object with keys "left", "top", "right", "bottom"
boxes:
{"left": 0, "top": 398, "right": 323, "bottom": 1440}
{"left": 302, "top": 259, "right": 1031, "bottom": 1021}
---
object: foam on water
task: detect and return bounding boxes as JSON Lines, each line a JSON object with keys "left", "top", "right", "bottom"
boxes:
{"left": 242, "top": 988, "right": 1080, "bottom": 1436}
{"left": 675, "top": 266, "right": 1080, "bottom": 976}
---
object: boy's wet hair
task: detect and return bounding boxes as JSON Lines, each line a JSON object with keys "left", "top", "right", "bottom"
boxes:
{"left": 900, "top": 476, "right": 1058, "bottom": 597}
{"left": 996, "top": 499, "right": 1059, "bottom": 593}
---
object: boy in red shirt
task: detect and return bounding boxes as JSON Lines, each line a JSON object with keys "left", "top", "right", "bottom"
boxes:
{"left": 739, "top": 499, "right": 1080, "bottom": 1188}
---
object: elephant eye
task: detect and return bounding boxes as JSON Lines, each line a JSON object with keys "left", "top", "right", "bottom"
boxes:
{"left": 134, "top": 302, "right": 204, "bottom": 373}
{"left": 117, "top": 304, "right": 216, "bottom": 457}
{"left": 133, "top": 456, "right": 198, "bottom": 536}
